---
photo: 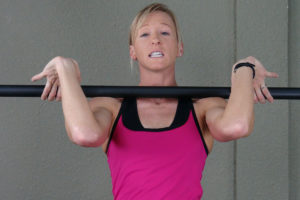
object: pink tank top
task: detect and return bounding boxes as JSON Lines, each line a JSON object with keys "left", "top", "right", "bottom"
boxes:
{"left": 106, "top": 97, "right": 208, "bottom": 200}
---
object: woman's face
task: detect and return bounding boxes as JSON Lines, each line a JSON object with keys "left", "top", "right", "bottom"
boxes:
{"left": 130, "top": 11, "right": 182, "bottom": 72}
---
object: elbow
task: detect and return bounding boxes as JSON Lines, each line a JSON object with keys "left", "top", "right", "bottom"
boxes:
{"left": 69, "top": 126, "right": 106, "bottom": 147}
{"left": 230, "top": 121, "right": 251, "bottom": 139}
{"left": 214, "top": 120, "right": 252, "bottom": 142}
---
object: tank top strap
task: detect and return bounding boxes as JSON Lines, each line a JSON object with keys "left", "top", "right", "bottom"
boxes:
{"left": 171, "top": 97, "right": 192, "bottom": 128}
{"left": 105, "top": 98, "right": 128, "bottom": 154}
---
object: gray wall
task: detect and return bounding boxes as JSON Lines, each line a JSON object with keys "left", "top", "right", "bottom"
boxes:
{"left": 0, "top": 0, "right": 298, "bottom": 199}
{"left": 289, "top": 0, "right": 300, "bottom": 199}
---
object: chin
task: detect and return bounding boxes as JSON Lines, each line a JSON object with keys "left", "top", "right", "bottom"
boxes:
{"left": 148, "top": 65, "right": 173, "bottom": 72}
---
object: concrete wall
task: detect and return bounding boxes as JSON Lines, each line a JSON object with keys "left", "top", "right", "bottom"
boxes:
{"left": 289, "top": 0, "right": 300, "bottom": 199}
{"left": 0, "top": 0, "right": 298, "bottom": 199}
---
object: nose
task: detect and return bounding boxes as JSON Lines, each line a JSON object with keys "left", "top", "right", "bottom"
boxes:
{"left": 151, "top": 33, "right": 161, "bottom": 45}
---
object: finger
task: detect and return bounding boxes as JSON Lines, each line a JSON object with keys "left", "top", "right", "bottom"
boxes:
{"left": 31, "top": 72, "right": 46, "bottom": 82}
{"left": 71, "top": 58, "right": 79, "bottom": 67}
{"left": 254, "top": 85, "right": 266, "bottom": 104}
{"left": 32, "top": 58, "right": 58, "bottom": 82}
{"left": 48, "top": 81, "right": 59, "bottom": 101}
{"left": 254, "top": 93, "right": 258, "bottom": 104}
{"left": 78, "top": 72, "right": 82, "bottom": 83}
{"left": 41, "top": 81, "right": 52, "bottom": 100}
{"left": 56, "top": 87, "right": 62, "bottom": 101}
{"left": 266, "top": 71, "right": 279, "bottom": 78}
{"left": 262, "top": 87, "right": 274, "bottom": 103}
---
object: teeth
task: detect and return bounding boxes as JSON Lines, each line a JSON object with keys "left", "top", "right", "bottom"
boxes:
{"left": 149, "top": 51, "right": 163, "bottom": 58}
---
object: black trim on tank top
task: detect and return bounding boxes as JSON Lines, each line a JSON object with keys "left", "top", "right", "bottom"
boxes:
{"left": 122, "top": 97, "right": 190, "bottom": 132}
{"left": 105, "top": 99, "right": 125, "bottom": 154}
{"left": 190, "top": 101, "right": 209, "bottom": 155}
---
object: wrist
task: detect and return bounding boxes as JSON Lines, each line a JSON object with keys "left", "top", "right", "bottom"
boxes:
{"left": 231, "top": 67, "right": 253, "bottom": 85}
{"left": 233, "top": 62, "right": 255, "bottom": 79}
{"left": 57, "top": 64, "right": 80, "bottom": 85}
{"left": 56, "top": 63, "right": 77, "bottom": 77}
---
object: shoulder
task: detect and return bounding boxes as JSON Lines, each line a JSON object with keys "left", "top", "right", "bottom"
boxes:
{"left": 89, "top": 97, "right": 123, "bottom": 117}
{"left": 192, "top": 97, "right": 227, "bottom": 115}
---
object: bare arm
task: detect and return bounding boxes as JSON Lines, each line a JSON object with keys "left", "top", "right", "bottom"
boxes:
{"left": 32, "top": 56, "right": 113, "bottom": 147}
{"left": 205, "top": 57, "right": 278, "bottom": 142}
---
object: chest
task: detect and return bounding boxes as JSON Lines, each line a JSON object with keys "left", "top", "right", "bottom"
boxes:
{"left": 137, "top": 102, "right": 178, "bottom": 129}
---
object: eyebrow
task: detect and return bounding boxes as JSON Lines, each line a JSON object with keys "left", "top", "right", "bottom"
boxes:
{"left": 161, "top": 23, "right": 172, "bottom": 28}
{"left": 140, "top": 22, "right": 172, "bottom": 29}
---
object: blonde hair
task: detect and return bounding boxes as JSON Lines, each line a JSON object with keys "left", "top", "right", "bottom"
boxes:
{"left": 129, "top": 3, "right": 182, "bottom": 73}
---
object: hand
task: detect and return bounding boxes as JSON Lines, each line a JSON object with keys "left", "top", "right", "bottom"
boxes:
{"left": 31, "top": 56, "right": 81, "bottom": 101}
{"left": 235, "top": 56, "right": 279, "bottom": 104}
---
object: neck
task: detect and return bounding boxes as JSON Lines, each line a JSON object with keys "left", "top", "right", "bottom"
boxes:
{"left": 137, "top": 66, "right": 178, "bottom": 104}
{"left": 138, "top": 67, "right": 177, "bottom": 87}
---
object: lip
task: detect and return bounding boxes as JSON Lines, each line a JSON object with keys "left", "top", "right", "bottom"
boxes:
{"left": 148, "top": 51, "right": 164, "bottom": 58}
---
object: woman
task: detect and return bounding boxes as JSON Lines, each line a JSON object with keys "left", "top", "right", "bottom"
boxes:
{"left": 31, "top": 3, "right": 278, "bottom": 200}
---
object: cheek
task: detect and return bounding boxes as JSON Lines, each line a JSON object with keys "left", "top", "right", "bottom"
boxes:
{"left": 168, "top": 38, "right": 179, "bottom": 50}
{"left": 134, "top": 44, "right": 148, "bottom": 59}
{"left": 169, "top": 42, "right": 180, "bottom": 56}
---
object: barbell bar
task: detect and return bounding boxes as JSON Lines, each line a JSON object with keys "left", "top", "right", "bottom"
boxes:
{"left": 0, "top": 85, "right": 299, "bottom": 99}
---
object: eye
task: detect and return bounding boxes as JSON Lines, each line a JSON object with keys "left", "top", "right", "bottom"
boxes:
{"left": 140, "top": 33, "right": 149, "bottom": 37}
{"left": 161, "top": 32, "right": 170, "bottom": 36}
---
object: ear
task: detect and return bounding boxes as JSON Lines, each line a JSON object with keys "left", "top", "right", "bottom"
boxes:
{"left": 177, "top": 42, "right": 184, "bottom": 57}
{"left": 130, "top": 45, "right": 137, "bottom": 60}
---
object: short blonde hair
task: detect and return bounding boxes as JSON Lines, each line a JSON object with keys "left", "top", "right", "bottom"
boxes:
{"left": 129, "top": 3, "right": 182, "bottom": 45}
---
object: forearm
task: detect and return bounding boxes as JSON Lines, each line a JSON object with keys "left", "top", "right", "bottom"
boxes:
{"left": 223, "top": 67, "right": 254, "bottom": 130}
{"left": 57, "top": 65, "right": 104, "bottom": 145}
{"left": 208, "top": 67, "right": 254, "bottom": 141}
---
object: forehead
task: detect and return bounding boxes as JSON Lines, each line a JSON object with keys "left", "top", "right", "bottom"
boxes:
{"left": 139, "top": 11, "right": 175, "bottom": 29}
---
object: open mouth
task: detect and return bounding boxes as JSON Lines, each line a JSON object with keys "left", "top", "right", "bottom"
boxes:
{"left": 149, "top": 51, "right": 164, "bottom": 58}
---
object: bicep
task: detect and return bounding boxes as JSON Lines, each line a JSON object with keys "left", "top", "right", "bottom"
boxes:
{"left": 89, "top": 98, "right": 114, "bottom": 134}
{"left": 205, "top": 106, "right": 226, "bottom": 127}
{"left": 92, "top": 107, "right": 113, "bottom": 134}
{"left": 63, "top": 107, "right": 112, "bottom": 145}
{"left": 204, "top": 98, "right": 227, "bottom": 124}
{"left": 203, "top": 98, "right": 229, "bottom": 141}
